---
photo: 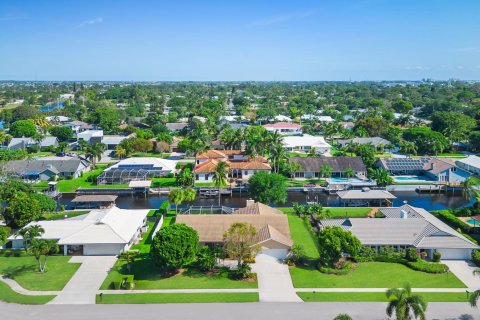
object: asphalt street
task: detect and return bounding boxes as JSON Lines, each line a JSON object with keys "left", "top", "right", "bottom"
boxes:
{"left": 0, "top": 302, "right": 479, "bottom": 320}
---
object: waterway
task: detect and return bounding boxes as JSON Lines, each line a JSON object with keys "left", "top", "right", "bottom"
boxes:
{"left": 58, "top": 190, "right": 474, "bottom": 211}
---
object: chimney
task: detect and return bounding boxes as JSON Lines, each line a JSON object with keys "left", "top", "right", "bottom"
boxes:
{"left": 430, "top": 162, "right": 434, "bottom": 170}
{"left": 246, "top": 199, "right": 255, "bottom": 207}
{"left": 400, "top": 210, "right": 408, "bottom": 219}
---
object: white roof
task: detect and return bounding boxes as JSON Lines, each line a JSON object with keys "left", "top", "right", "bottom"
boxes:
{"left": 282, "top": 134, "right": 331, "bottom": 149}
{"left": 11, "top": 207, "right": 149, "bottom": 245}
{"left": 77, "top": 130, "right": 103, "bottom": 138}
{"left": 220, "top": 115, "right": 246, "bottom": 122}
{"left": 102, "top": 135, "right": 127, "bottom": 145}
{"left": 457, "top": 155, "right": 480, "bottom": 169}
{"left": 337, "top": 189, "right": 397, "bottom": 200}
{"left": 46, "top": 116, "right": 71, "bottom": 122}
{"left": 274, "top": 115, "right": 292, "bottom": 122}
{"left": 318, "top": 116, "right": 334, "bottom": 122}
{"left": 129, "top": 180, "right": 152, "bottom": 188}
{"left": 108, "top": 157, "right": 177, "bottom": 172}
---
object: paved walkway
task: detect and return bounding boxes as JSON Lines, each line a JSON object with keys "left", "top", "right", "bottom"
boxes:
{"left": 49, "top": 256, "right": 117, "bottom": 305}
{"left": 251, "top": 254, "right": 302, "bottom": 302}
{"left": 442, "top": 260, "right": 480, "bottom": 289}
{"left": 0, "top": 276, "right": 59, "bottom": 295}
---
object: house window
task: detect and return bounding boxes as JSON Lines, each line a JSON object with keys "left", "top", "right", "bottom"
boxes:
{"left": 195, "top": 174, "right": 199, "bottom": 180}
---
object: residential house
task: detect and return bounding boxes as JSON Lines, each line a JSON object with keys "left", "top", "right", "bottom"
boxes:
{"left": 77, "top": 130, "right": 104, "bottom": 144}
{"left": 5, "top": 158, "right": 90, "bottom": 181}
{"left": 376, "top": 157, "right": 470, "bottom": 183}
{"left": 46, "top": 116, "right": 71, "bottom": 123}
{"left": 456, "top": 155, "right": 480, "bottom": 175}
{"left": 263, "top": 122, "right": 302, "bottom": 135}
{"left": 7, "top": 136, "right": 59, "bottom": 150}
{"left": 337, "top": 137, "right": 392, "bottom": 151}
{"left": 166, "top": 122, "right": 188, "bottom": 132}
{"left": 282, "top": 134, "right": 332, "bottom": 155}
{"left": 194, "top": 150, "right": 271, "bottom": 182}
{"left": 340, "top": 122, "right": 355, "bottom": 130}
{"left": 318, "top": 204, "right": 478, "bottom": 260}
{"left": 104, "top": 157, "right": 177, "bottom": 177}
{"left": 176, "top": 201, "right": 293, "bottom": 259}
{"left": 9, "top": 206, "right": 149, "bottom": 256}
{"left": 289, "top": 156, "right": 367, "bottom": 179}
{"left": 64, "top": 120, "right": 94, "bottom": 134}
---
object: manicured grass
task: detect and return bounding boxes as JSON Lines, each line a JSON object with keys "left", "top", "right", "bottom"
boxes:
{"left": 151, "top": 177, "right": 177, "bottom": 187}
{"left": 96, "top": 292, "right": 259, "bottom": 304}
{"left": 437, "top": 153, "right": 468, "bottom": 158}
{"left": 34, "top": 165, "right": 128, "bottom": 192}
{"left": 290, "top": 262, "right": 466, "bottom": 288}
{"left": 288, "top": 152, "right": 308, "bottom": 157}
{"left": 281, "top": 210, "right": 319, "bottom": 259}
{"left": 0, "top": 281, "right": 55, "bottom": 304}
{"left": 41, "top": 210, "right": 89, "bottom": 220}
{"left": 0, "top": 255, "right": 80, "bottom": 291}
{"left": 195, "top": 182, "right": 222, "bottom": 187}
{"left": 298, "top": 292, "right": 470, "bottom": 302}
{"left": 131, "top": 152, "right": 171, "bottom": 159}
{"left": 28, "top": 151, "right": 55, "bottom": 157}
{"left": 286, "top": 179, "right": 326, "bottom": 187}
{"left": 324, "top": 207, "right": 372, "bottom": 218}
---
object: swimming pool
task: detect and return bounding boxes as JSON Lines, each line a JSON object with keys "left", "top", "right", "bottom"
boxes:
{"left": 393, "top": 175, "right": 432, "bottom": 183}
{"left": 329, "top": 177, "right": 368, "bottom": 184}
{"left": 466, "top": 219, "right": 480, "bottom": 225}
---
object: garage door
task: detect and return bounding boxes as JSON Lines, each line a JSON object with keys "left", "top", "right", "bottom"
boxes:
{"left": 436, "top": 249, "right": 471, "bottom": 260}
{"left": 83, "top": 244, "right": 124, "bottom": 256}
{"left": 259, "top": 249, "right": 288, "bottom": 260}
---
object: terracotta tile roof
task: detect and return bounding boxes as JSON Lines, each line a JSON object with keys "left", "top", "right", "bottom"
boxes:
{"left": 195, "top": 159, "right": 271, "bottom": 173}
{"left": 195, "top": 150, "right": 244, "bottom": 159}
{"left": 263, "top": 122, "right": 301, "bottom": 129}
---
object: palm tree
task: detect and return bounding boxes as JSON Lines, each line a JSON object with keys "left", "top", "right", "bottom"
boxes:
{"left": 85, "top": 143, "right": 105, "bottom": 168}
{"left": 168, "top": 188, "right": 184, "bottom": 214}
{"left": 386, "top": 283, "right": 427, "bottom": 320}
{"left": 18, "top": 225, "right": 45, "bottom": 253}
{"left": 269, "top": 143, "right": 287, "bottom": 174}
{"left": 32, "top": 132, "right": 44, "bottom": 149}
{"left": 29, "top": 239, "right": 59, "bottom": 273}
{"left": 115, "top": 146, "right": 127, "bottom": 159}
{"left": 400, "top": 141, "right": 418, "bottom": 156}
{"left": 368, "top": 168, "right": 393, "bottom": 187}
{"left": 343, "top": 168, "right": 355, "bottom": 179}
{"left": 320, "top": 164, "right": 333, "bottom": 178}
{"left": 468, "top": 270, "right": 480, "bottom": 308}
{"left": 213, "top": 161, "right": 229, "bottom": 206}
{"left": 183, "top": 187, "right": 197, "bottom": 205}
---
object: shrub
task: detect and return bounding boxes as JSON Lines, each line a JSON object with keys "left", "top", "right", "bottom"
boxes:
{"left": 430, "top": 210, "right": 472, "bottom": 234}
{"left": 472, "top": 250, "right": 480, "bottom": 267}
{"left": 166, "top": 173, "right": 175, "bottom": 178}
{"left": 433, "top": 251, "right": 441, "bottom": 262}
{"left": 318, "top": 261, "right": 353, "bottom": 275}
{"left": 113, "top": 275, "right": 135, "bottom": 290}
{"left": 405, "top": 247, "right": 419, "bottom": 262}
{"left": 287, "top": 244, "right": 307, "bottom": 266}
{"left": 230, "top": 263, "right": 252, "bottom": 280}
{"left": 354, "top": 246, "right": 377, "bottom": 262}
{"left": 196, "top": 246, "right": 216, "bottom": 272}
{"left": 406, "top": 259, "right": 448, "bottom": 273}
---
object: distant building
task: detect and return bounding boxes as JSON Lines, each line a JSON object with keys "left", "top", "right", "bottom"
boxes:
{"left": 46, "top": 116, "right": 71, "bottom": 123}
{"left": 263, "top": 122, "right": 302, "bottom": 135}
{"left": 77, "top": 130, "right": 104, "bottom": 144}
{"left": 166, "top": 122, "right": 188, "bottom": 132}
{"left": 337, "top": 137, "right": 392, "bottom": 151}
{"left": 456, "top": 155, "right": 480, "bottom": 175}
{"left": 7, "top": 136, "right": 59, "bottom": 150}
{"left": 65, "top": 120, "right": 94, "bottom": 134}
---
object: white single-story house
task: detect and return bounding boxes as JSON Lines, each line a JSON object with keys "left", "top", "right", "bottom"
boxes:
{"left": 7, "top": 137, "right": 59, "bottom": 150}
{"left": 289, "top": 156, "right": 367, "bottom": 179}
{"left": 102, "top": 135, "right": 130, "bottom": 150}
{"left": 282, "top": 134, "right": 332, "bottom": 154}
{"left": 9, "top": 206, "right": 150, "bottom": 256}
{"left": 457, "top": 155, "right": 480, "bottom": 176}
{"left": 337, "top": 137, "right": 392, "bottom": 151}
{"left": 319, "top": 204, "right": 479, "bottom": 260}
{"left": 77, "top": 130, "right": 104, "bottom": 144}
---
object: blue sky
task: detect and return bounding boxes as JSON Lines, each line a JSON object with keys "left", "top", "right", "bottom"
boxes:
{"left": 1, "top": 0, "right": 479, "bottom": 81}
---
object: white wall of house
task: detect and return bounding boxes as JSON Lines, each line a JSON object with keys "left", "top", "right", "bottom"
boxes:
{"left": 195, "top": 173, "right": 212, "bottom": 182}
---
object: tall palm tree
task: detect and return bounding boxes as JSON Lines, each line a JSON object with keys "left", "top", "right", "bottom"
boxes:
{"left": 269, "top": 143, "right": 287, "bottom": 174}
{"left": 343, "top": 168, "right": 355, "bottom": 179}
{"left": 32, "top": 132, "right": 44, "bottom": 148}
{"left": 213, "top": 161, "right": 229, "bottom": 206}
{"left": 386, "top": 283, "right": 427, "bottom": 320}
{"left": 85, "top": 143, "right": 106, "bottom": 168}
{"left": 320, "top": 164, "right": 333, "bottom": 178}
{"left": 400, "top": 141, "right": 418, "bottom": 156}
{"left": 18, "top": 224, "right": 45, "bottom": 253}
{"left": 468, "top": 270, "right": 480, "bottom": 308}
{"left": 115, "top": 146, "right": 127, "bottom": 159}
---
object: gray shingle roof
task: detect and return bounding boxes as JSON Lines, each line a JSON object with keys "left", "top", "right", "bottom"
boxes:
{"left": 5, "top": 159, "right": 89, "bottom": 175}
{"left": 290, "top": 156, "right": 366, "bottom": 173}
{"left": 338, "top": 137, "right": 391, "bottom": 147}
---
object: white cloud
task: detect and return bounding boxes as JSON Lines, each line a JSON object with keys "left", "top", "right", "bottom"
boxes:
{"left": 248, "top": 11, "right": 314, "bottom": 27}
{"left": 77, "top": 17, "right": 103, "bottom": 28}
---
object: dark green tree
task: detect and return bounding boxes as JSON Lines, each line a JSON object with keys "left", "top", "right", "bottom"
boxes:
{"left": 248, "top": 172, "right": 287, "bottom": 204}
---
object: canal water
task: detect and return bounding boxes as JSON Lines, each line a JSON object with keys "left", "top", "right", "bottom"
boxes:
{"left": 59, "top": 191, "right": 474, "bottom": 211}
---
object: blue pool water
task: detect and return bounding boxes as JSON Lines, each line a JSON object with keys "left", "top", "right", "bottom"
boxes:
{"left": 393, "top": 175, "right": 431, "bottom": 182}
{"left": 39, "top": 101, "right": 64, "bottom": 112}
{"left": 329, "top": 177, "right": 365, "bottom": 183}
{"left": 466, "top": 219, "right": 480, "bottom": 225}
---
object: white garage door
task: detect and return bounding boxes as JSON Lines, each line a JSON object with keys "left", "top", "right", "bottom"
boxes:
{"left": 436, "top": 249, "right": 471, "bottom": 260}
{"left": 259, "top": 249, "right": 288, "bottom": 260}
{"left": 83, "top": 244, "right": 124, "bottom": 256}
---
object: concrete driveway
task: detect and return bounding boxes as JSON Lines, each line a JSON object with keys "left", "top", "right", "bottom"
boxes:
{"left": 251, "top": 254, "right": 302, "bottom": 302}
{"left": 49, "top": 256, "right": 117, "bottom": 305}
{"left": 442, "top": 260, "right": 480, "bottom": 289}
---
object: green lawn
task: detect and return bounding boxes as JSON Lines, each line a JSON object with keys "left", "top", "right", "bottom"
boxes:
{"left": 96, "top": 292, "right": 259, "bottom": 304}
{"left": 288, "top": 152, "right": 308, "bottom": 158}
{"left": 280, "top": 207, "right": 372, "bottom": 219}
{"left": 437, "top": 153, "right": 468, "bottom": 158}
{"left": 0, "top": 255, "right": 80, "bottom": 291}
{"left": 286, "top": 179, "right": 326, "bottom": 187}
{"left": 151, "top": 177, "right": 177, "bottom": 188}
{"left": 131, "top": 152, "right": 171, "bottom": 159}
{"left": 34, "top": 165, "right": 128, "bottom": 192}
{"left": 0, "top": 281, "right": 55, "bottom": 304}
{"left": 290, "top": 262, "right": 466, "bottom": 288}
{"left": 298, "top": 292, "right": 470, "bottom": 302}
{"left": 282, "top": 210, "right": 319, "bottom": 259}
{"left": 28, "top": 151, "right": 55, "bottom": 157}
{"left": 41, "top": 210, "right": 89, "bottom": 221}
